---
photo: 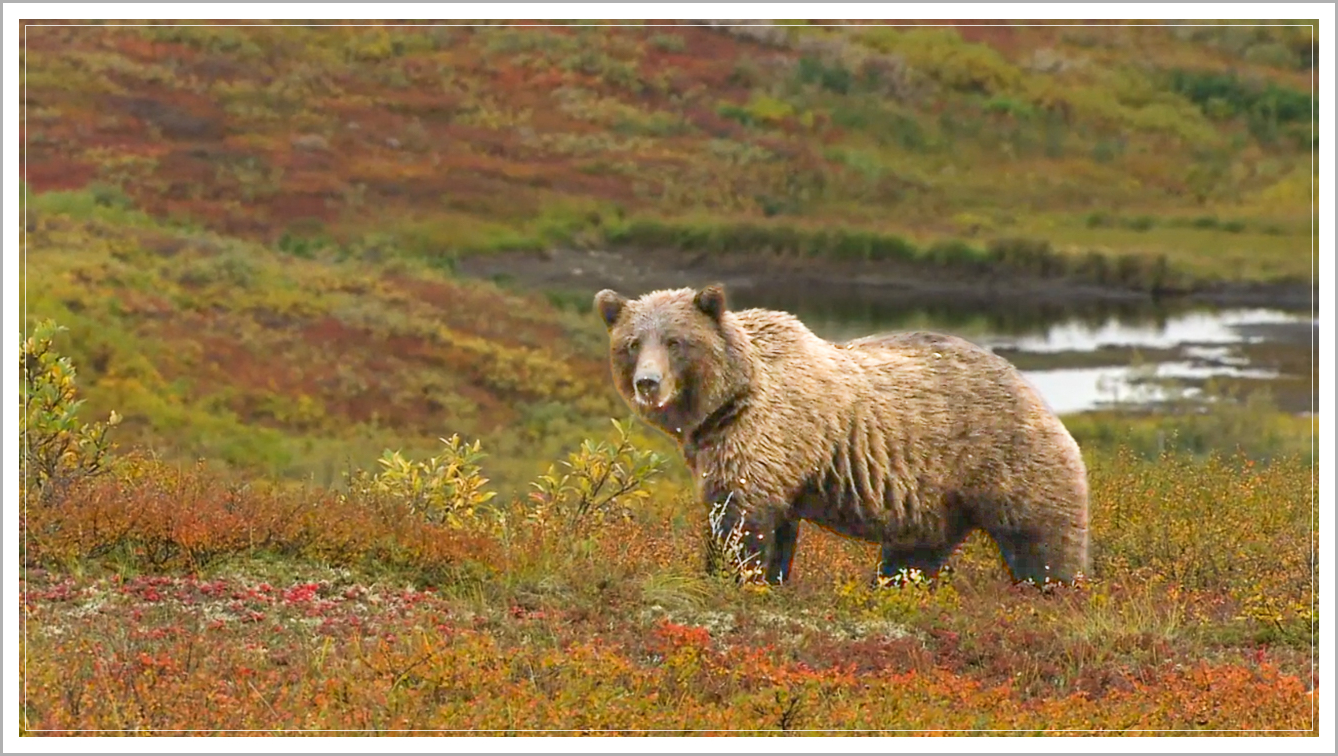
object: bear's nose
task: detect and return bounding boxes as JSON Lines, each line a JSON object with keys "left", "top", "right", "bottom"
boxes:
{"left": 635, "top": 376, "right": 660, "bottom": 396}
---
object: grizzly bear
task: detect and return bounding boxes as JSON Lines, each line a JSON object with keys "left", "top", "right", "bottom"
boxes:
{"left": 594, "top": 283, "right": 1089, "bottom": 587}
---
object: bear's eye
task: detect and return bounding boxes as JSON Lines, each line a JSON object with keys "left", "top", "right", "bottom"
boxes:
{"left": 666, "top": 337, "right": 682, "bottom": 350}
{"left": 627, "top": 337, "right": 641, "bottom": 352}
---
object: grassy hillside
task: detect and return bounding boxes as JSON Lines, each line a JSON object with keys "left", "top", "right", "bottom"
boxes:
{"left": 22, "top": 20, "right": 1315, "bottom": 285}
{"left": 20, "top": 185, "right": 648, "bottom": 492}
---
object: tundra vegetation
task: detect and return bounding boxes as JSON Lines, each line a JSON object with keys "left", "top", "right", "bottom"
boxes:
{"left": 20, "top": 20, "right": 1316, "bottom": 734}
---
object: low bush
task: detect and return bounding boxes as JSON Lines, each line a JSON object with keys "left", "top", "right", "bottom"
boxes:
{"left": 22, "top": 320, "right": 122, "bottom": 501}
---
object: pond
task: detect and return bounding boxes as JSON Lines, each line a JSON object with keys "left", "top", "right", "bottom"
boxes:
{"left": 725, "top": 285, "right": 1316, "bottom": 416}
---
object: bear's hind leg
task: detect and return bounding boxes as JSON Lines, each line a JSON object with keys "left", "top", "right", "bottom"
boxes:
{"left": 764, "top": 519, "right": 799, "bottom": 585}
{"left": 993, "top": 529, "right": 1086, "bottom": 585}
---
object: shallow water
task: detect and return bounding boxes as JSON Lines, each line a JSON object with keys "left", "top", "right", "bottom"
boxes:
{"left": 984, "top": 308, "right": 1307, "bottom": 353}
{"left": 976, "top": 310, "right": 1311, "bottom": 415}
{"left": 728, "top": 289, "right": 1314, "bottom": 415}
{"left": 1015, "top": 359, "right": 1286, "bottom": 416}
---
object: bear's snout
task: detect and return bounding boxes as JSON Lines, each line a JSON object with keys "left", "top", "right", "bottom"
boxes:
{"left": 634, "top": 370, "right": 673, "bottom": 409}
{"left": 635, "top": 374, "right": 661, "bottom": 398}
{"left": 631, "top": 343, "right": 675, "bottom": 409}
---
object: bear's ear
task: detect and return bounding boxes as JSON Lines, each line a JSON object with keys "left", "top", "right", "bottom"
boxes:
{"left": 594, "top": 289, "right": 628, "bottom": 329}
{"left": 693, "top": 283, "right": 727, "bottom": 323}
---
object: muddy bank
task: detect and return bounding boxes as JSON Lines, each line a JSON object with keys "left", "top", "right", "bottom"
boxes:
{"left": 456, "top": 246, "right": 1315, "bottom": 313}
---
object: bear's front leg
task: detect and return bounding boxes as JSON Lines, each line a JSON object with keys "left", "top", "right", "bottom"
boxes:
{"left": 706, "top": 492, "right": 792, "bottom": 585}
{"left": 765, "top": 518, "right": 799, "bottom": 585}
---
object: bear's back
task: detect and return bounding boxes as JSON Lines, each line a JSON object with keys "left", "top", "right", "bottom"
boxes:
{"left": 840, "top": 330, "right": 1048, "bottom": 412}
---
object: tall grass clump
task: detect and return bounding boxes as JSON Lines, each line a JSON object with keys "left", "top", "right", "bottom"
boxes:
{"left": 1067, "top": 383, "right": 1310, "bottom": 463}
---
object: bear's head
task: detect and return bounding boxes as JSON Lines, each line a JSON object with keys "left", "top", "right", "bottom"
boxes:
{"left": 594, "top": 283, "right": 751, "bottom": 439}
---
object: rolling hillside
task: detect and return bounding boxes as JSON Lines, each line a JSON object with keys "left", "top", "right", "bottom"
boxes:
{"left": 22, "top": 21, "right": 1315, "bottom": 278}
{"left": 20, "top": 20, "right": 1317, "bottom": 483}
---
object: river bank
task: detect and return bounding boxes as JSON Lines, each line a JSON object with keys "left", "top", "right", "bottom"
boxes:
{"left": 456, "top": 245, "right": 1315, "bottom": 313}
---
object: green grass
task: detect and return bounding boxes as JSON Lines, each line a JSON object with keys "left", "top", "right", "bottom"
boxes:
{"left": 1066, "top": 397, "right": 1315, "bottom": 463}
{"left": 20, "top": 197, "right": 664, "bottom": 495}
{"left": 1017, "top": 217, "right": 1312, "bottom": 283}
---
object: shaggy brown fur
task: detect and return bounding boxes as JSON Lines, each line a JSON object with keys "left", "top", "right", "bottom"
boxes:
{"left": 595, "top": 284, "right": 1089, "bottom": 586}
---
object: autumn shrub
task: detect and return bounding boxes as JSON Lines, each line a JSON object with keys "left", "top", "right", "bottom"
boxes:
{"left": 344, "top": 435, "right": 499, "bottom": 529}
{"left": 25, "top": 455, "right": 299, "bottom": 572}
{"left": 1166, "top": 69, "right": 1311, "bottom": 126}
{"left": 858, "top": 27, "right": 1023, "bottom": 96}
{"left": 21, "top": 320, "right": 122, "bottom": 501}
{"left": 21, "top": 452, "right": 502, "bottom": 584}
{"left": 859, "top": 566, "right": 962, "bottom": 625}
{"left": 20, "top": 575, "right": 1315, "bottom": 733}
{"left": 528, "top": 419, "right": 668, "bottom": 530}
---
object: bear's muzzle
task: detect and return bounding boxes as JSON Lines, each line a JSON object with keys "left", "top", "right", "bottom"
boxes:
{"left": 633, "top": 352, "right": 674, "bottom": 409}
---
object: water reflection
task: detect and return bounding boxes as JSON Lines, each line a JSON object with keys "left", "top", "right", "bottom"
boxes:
{"left": 729, "top": 284, "right": 1312, "bottom": 416}
{"left": 727, "top": 283, "right": 1190, "bottom": 342}
{"left": 985, "top": 309, "right": 1308, "bottom": 354}
{"left": 1022, "top": 362, "right": 1285, "bottom": 416}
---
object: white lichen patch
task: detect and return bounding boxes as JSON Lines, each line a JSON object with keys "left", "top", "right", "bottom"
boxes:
{"left": 638, "top": 603, "right": 737, "bottom": 637}
{"left": 754, "top": 608, "right": 919, "bottom": 644}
